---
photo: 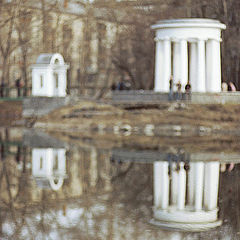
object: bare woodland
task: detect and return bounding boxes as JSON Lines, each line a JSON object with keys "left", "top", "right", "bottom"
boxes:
{"left": 0, "top": 0, "right": 240, "bottom": 97}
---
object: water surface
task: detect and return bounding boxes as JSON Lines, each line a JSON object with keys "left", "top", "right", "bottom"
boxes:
{"left": 0, "top": 128, "right": 240, "bottom": 239}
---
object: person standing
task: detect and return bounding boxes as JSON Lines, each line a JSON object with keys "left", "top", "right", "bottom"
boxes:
{"left": 228, "top": 82, "right": 237, "bottom": 92}
{"left": 185, "top": 81, "right": 191, "bottom": 101}
{"left": 0, "top": 82, "right": 4, "bottom": 97}
{"left": 168, "top": 75, "right": 174, "bottom": 101}
{"left": 15, "top": 78, "right": 22, "bottom": 97}
{"left": 176, "top": 80, "right": 182, "bottom": 100}
{"left": 116, "top": 80, "right": 126, "bottom": 91}
{"left": 221, "top": 82, "right": 228, "bottom": 92}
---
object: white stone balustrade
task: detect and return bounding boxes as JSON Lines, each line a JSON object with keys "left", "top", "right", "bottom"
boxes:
{"left": 152, "top": 19, "right": 226, "bottom": 93}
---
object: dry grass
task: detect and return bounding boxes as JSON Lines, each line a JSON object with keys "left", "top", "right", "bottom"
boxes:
{"left": 0, "top": 101, "right": 22, "bottom": 126}
{"left": 36, "top": 101, "right": 240, "bottom": 131}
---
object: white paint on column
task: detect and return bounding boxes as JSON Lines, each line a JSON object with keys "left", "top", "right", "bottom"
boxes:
{"left": 161, "top": 161, "right": 170, "bottom": 209}
{"left": 171, "top": 162, "right": 178, "bottom": 205}
{"left": 180, "top": 40, "right": 188, "bottom": 91}
{"left": 194, "top": 162, "right": 204, "bottom": 211}
{"left": 206, "top": 39, "right": 221, "bottom": 92}
{"left": 173, "top": 42, "right": 181, "bottom": 89}
{"left": 189, "top": 42, "right": 198, "bottom": 92}
{"left": 162, "top": 39, "right": 172, "bottom": 92}
{"left": 154, "top": 162, "right": 170, "bottom": 209}
{"left": 188, "top": 162, "right": 195, "bottom": 205}
{"left": 196, "top": 39, "right": 206, "bottom": 92}
{"left": 154, "top": 162, "right": 162, "bottom": 208}
{"left": 177, "top": 162, "right": 186, "bottom": 210}
{"left": 154, "top": 40, "right": 164, "bottom": 92}
{"left": 204, "top": 162, "right": 220, "bottom": 210}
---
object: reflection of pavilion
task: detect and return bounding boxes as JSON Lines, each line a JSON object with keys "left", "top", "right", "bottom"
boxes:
{"left": 151, "top": 160, "right": 221, "bottom": 231}
{"left": 32, "top": 148, "right": 67, "bottom": 191}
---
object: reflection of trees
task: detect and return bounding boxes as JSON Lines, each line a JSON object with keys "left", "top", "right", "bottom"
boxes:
{"left": 219, "top": 164, "right": 240, "bottom": 238}
{"left": 0, "top": 144, "right": 153, "bottom": 239}
{"left": 0, "top": 144, "right": 32, "bottom": 239}
{"left": 111, "top": 161, "right": 152, "bottom": 204}
{"left": 1, "top": 140, "right": 240, "bottom": 239}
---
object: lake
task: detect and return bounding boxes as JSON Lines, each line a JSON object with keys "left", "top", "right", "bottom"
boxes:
{"left": 0, "top": 128, "right": 239, "bottom": 239}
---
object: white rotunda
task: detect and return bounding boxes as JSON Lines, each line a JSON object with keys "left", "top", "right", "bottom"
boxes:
{"left": 151, "top": 19, "right": 226, "bottom": 92}
{"left": 32, "top": 53, "right": 69, "bottom": 97}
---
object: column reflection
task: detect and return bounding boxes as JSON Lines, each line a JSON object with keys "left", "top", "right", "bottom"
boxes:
{"left": 151, "top": 158, "right": 221, "bottom": 231}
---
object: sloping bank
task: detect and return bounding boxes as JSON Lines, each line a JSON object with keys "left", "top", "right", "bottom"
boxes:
{"left": 33, "top": 100, "right": 240, "bottom": 137}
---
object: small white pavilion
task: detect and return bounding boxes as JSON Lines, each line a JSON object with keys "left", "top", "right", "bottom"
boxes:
{"left": 32, "top": 148, "right": 67, "bottom": 191}
{"left": 151, "top": 19, "right": 226, "bottom": 92}
{"left": 151, "top": 160, "right": 221, "bottom": 231}
{"left": 32, "top": 53, "right": 69, "bottom": 97}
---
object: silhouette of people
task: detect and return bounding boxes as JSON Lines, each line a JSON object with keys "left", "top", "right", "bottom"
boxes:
{"left": 15, "top": 146, "right": 22, "bottom": 163}
{"left": 176, "top": 80, "right": 182, "bottom": 100}
{"left": 116, "top": 81, "right": 126, "bottom": 91}
{"left": 0, "top": 82, "right": 5, "bottom": 97}
{"left": 124, "top": 81, "right": 131, "bottom": 90}
{"left": 111, "top": 82, "right": 117, "bottom": 91}
{"left": 167, "top": 149, "right": 189, "bottom": 176}
{"left": 184, "top": 162, "right": 190, "bottom": 171}
{"left": 228, "top": 82, "right": 237, "bottom": 92}
{"left": 168, "top": 75, "right": 174, "bottom": 101}
{"left": 0, "top": 144, "right": 5, "bottom": 160}
{"left": 185, "top": 81, "right": 191, "bottom": 101}
{"left": 220, "top": 163, "right": 235, "bottom": 172}
{"left": 221, "top": 82, "right": 228, "bottom": 92}
{"left": 15, "top": 78, "right": 22, "bottom": 97}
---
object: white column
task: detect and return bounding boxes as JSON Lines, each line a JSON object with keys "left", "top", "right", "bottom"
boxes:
{"left": 171, "top": 162, "right": 178, "bottom": 205}
{"left": 162, "top": 39, "right": 172, "bottom": 92}
{"left": 154, "top": 162, "right": 162, "bottom": 208}
{"left": 177, "top": 162, "right": 186, "bottom": 210}
{"left": 206, "top": 39, "right": 221, "bottom": 92}
{"left": 47, "top": 149, "right": 53, "bottom": 175}
{"left": 190, "top": 42, "right": 198, "bottom": 92}
{"left": 194, "top": 162, "right": 204, "bottom": 211}
{"left": 188, "top": 162, "right": 195, "bottom": 205}
{"left": 204, "top": 162, "right": 220, "bottom": 210}
{"left": 154, "top": 161, "right": 169, "bottom": 209}
{"left": 180, "top": 40, "right": 188, "bottom": 91}
{"left": 154, "top": 40, "right": 163, "bottom": 92}
{"left": 173, "top": 41, "right": 181, "bottom": 89}
{"left": 161, "top": 161, "right": 170, "bottom": 209}
{"left": 47, "top": 69, "right": 54, "bottom": 97}
{"left": 196, "top": 39, "right": 206, "bottom": 92}
{"left": 154, "top": 39, "right": 171, "bottom": 92}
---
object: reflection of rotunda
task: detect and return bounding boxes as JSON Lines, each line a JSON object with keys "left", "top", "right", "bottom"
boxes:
{"left": 111, "top": 147, "right": 240, "bottom": 232}
{"left": 151, "top": 19, "right": 226, "bottom": 92}
{"left": 151, "top": 160, "right": 221, "bottom": 231}
{"left": 32, "top": 148, "right": 67, "bottom": 191}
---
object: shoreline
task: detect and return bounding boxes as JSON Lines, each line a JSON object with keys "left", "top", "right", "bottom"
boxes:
{"left": 32, "top": 100, "right": 240, "bottom": 137}
{"left": 1, "top": 100, "right": 240, "bottom": 138}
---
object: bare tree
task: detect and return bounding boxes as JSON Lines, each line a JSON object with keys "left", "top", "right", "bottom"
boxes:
{"left": 15, "top": 2, "right": 33, "bottom": 96}
{"left": 97, "top": 0, "right": 240, "bottom": 91}
{"left": 0, "top": 0, "right": 21, "bottom": 96}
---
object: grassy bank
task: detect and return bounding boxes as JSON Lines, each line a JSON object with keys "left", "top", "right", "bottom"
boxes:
{"left": 0, "top": 100, "right": 22, "bottom": 126}
{"left": 34, "top": 100, "right": 240, "bottom": 134}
